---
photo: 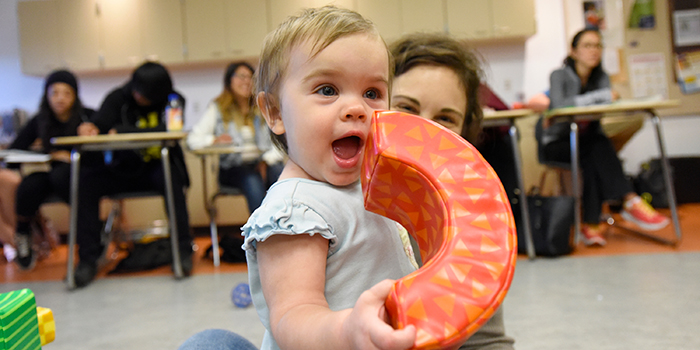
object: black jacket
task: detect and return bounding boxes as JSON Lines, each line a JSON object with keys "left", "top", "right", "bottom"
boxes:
{"left": 92, "top": 84, "right": 190, "bottom": 187}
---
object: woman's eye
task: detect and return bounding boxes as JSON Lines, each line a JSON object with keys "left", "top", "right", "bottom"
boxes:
{"left": 393, "top": 104, "right": 418, "bottom": 115}
{"left": 364, "top": 89, "right": 380, "bottom": 100}
{"left": 316, "top": 86, "right": 337, "bottom": 96}
{"left": 434, "top": 115, "right": 457, "bottom": 126}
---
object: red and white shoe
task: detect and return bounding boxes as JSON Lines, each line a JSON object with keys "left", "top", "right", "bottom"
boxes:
{"left": 581, "top": 224, "right": 607, "bottom": 246}
{"left": 621, "top": 196, "right": 670, "bottom": 231}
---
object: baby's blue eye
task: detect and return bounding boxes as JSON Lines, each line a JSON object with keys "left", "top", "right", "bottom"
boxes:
{"left": 317, "top": 86, "right": 337, "bottom": 96}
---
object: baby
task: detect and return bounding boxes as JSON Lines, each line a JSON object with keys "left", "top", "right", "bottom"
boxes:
{"left": 242, "top": 5, "right": 418, "bottom": 350}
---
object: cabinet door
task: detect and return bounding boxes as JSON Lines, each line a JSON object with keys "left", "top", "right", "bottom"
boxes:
{"left": 267, "top": 0, "right": 355, "bottom": 32}
{"left": 446, "top": 0, "right": 493, "bottom": 39}
{"left": 183, "top": 0, "right": 227, "bottom": 62}
{"left": 17, "top": 1, "right": 61, "bottom": 76}
{"left": 401, "top": 0, "right": 445, "bottom": 35}
{"left": 492, "top": 0, "right": 535, "bottom": 37}
{"left": 224, "top": 0, "right": 268, "bottom": 57}
{"left": 141, "top": 0, "right": 185, "bottom": 64}
{"left": 58, "top": 0, "right": 101, "bottom": 71}
{"left": 356, "top": 0, "right": 402, "bottom": 44}
{"left": 99, "top": 0, "right": 142, "bottom": 69}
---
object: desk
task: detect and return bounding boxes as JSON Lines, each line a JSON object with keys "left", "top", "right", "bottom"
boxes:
{"left": 546, "top": 99, "right": 681, "bottom": 246}
{"left": 483, "top": 109, "right": 536, "bottom": 259}
{"left": 52, "top": 132, "right": 187, "bottom": 288}
{"left": 190, "top": 145, "right": 255, "bottom": 267}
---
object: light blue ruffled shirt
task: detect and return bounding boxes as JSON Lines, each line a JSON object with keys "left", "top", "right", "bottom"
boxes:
{"left": 242, "top": 178, "right": 416, "bottom": 350}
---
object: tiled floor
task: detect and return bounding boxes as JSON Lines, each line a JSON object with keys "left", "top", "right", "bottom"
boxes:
{"left": 1, "top": 204, "right": 699, "bottom": 349}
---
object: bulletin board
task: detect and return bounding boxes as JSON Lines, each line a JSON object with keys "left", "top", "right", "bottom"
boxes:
{"left": 564, "top": 0, "right": 700, "bottom": 116}
{"left": 619, "top": 0, "right": 700, "bottom": 116}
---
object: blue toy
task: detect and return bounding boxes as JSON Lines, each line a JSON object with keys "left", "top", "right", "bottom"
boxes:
{"left": 231, "top": 283, "right": 252, "bottom": 308}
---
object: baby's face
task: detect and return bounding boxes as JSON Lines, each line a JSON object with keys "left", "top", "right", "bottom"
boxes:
{"left": 273, "top": 33, "right": 389, "bottom": 186}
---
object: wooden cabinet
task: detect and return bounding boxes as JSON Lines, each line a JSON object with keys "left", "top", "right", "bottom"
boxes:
{"left": 266, "top": 0, "right": 355, "bottom": 31}
{"left": 446, "top": 0, "right": 536, "bottom": 40}
{"left": 183, "top": 0, "right": 268, "bottom": 62}
{"left": 100, "top": 0, "right": 185, "bottom": 69}
{"left": 18, "top": 0, "right": 101, "bottom": 75}
{"left": 17, "top": 0, "right": 536, "bottom": 75}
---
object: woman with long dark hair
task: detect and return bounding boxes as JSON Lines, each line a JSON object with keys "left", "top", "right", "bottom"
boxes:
{"left": 11, "top": 70, "right": 94, "bottom": 270}
{"left": 537, "top": 28, "right": 669, "bottom": 246}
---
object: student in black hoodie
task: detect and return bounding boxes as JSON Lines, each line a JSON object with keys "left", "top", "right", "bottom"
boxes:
{"left": 75, "top": 62, "right": 192, "bottom": 288}
{"left": 11, "top": 70, "right": 95, "bottom": 270}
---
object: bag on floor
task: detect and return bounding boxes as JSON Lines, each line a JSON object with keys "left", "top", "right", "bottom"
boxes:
{"left": 109, "top": 238, "right": 172, "bottom": 273}
{"left": 519, "top": 172, "right": 575, "bottom": 257}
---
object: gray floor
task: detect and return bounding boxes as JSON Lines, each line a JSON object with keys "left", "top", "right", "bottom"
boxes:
{"left": 2, "top": 252, "right": 699, "bottom": 350}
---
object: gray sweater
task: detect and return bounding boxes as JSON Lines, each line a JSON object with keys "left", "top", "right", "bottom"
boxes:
{"left": 549, "top": 63, "right": 612, "bottom": 109}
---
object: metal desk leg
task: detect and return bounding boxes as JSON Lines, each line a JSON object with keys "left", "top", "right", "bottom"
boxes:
{"left": 650, "top": 113, "right": 682, "bottom": 243}
{"left": 508, "top": 124, "right": 535, "bottom": 259}
{"left": 66, "top": 148, "right": 81, "bottom": 289}
{"left": 201, "top": 155, "right": 220, "bottom": 267}
{"left": 569, "top": 122, "right": 582, "bottom": 246}
{"left": 161, "top": 146, "right": 183, "bottom": 278}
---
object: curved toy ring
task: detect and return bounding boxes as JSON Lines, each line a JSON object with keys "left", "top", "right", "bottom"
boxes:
{"left": 362, "top": 111, "right": 517, "bottom": 349}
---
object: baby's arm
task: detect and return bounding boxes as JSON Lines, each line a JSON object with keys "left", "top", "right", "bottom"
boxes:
{"left": 257, "top": 233, "right": 416, "bottom": 350}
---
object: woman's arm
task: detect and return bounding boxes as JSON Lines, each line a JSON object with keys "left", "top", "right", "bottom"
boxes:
{"left": 257, "top": 233, "right": 415, "bottom": 350}
{"left": 548, "top": 69, "right": 578, "bottom": 109}
{"left": 186, "top": 103, "right": 219, "bottom": 150}
{"left": 9, "top": 116, "right": 39, "bottom": 151}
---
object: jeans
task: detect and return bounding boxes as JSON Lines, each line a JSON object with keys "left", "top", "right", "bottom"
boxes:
{"left": 178, "top": 329, "right": 257, "bottom": 350}
{"left": 219, "top": 162, "right": 284, "bottom": 214}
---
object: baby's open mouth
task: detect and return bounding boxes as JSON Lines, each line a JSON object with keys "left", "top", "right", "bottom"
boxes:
{"left": 332, "top": 136, "right": 362, "bottom": 160}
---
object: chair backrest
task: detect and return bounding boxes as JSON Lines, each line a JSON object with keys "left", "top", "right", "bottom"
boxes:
{"left": 534, "top": 117, "right": 572, "bottom": 169}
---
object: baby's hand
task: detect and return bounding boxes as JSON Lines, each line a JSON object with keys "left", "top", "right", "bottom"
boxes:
{"left": 343, "top": 279, "right": 416, "bottom": 350}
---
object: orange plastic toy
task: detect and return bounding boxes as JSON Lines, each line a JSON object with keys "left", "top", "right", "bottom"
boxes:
{"left": 362, "top": 111, "right": 517, "bottom": 349}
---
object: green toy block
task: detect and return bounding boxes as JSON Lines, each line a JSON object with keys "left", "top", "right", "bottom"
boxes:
{"left": 0, "top": 289, "right": 42, "bottom": 350}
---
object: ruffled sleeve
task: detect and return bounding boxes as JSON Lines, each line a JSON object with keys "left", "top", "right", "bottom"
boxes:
{"left": 242, "top": 197, "right": 337, "bottom": 252}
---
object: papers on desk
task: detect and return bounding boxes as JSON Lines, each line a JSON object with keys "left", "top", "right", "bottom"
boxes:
{"left": 0, "top": 150, "right": 51, "bottom": 163}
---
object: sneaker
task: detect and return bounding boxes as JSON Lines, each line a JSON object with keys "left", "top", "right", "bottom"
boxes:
{"left": 14, "top": 232, "right": 36, "bottom": 270}
{"left": 74, "top": 261, "right": 98, "bottom": 288}
{"left": 621, "top": 196, "right": 670, "bottom": 231}
{"left": 581, "top": 224, "right": 607, "bottom": 246}
{"left": 3, "top": 244, "right": 17, "bottom": 262}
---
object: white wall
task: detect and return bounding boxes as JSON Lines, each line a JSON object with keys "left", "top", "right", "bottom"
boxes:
{"left": 2, "top": 0, "right": 699, "bottom": 174}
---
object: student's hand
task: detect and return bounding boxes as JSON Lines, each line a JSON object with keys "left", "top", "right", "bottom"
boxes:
{"left": 50, "top": 150, "right": 71, "bottom": 163}
{"left": 214, "top": 134, "right": 233, "bottom": 144}
{"left": 78, "top": 122, "right": 99, "bottom": 136}
{"left": 342, "top": 279, "right": 416, "bottom": 350}
{"left": 257, "top": 161, "right": 268, "bottom": 184}
{"left": 611, "top": 90, "right": 620, "bottom": 101}
{"left": 108, "top": 128, "right": 118, "bottom": 135}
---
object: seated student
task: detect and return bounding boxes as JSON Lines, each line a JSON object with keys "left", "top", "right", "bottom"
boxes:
{"left": 536, "top": 28, "right": 668, "bottom": 246}
{"left": 187, "top": 61, "right": 284, "bottom": 216}
{"left": 390, "top": 32, "right": 515, "bottom": 350}
{"left": 75, "top": 62, "right": 192, "bottom": 287}
{"left": 8, "top": 70, "right": 95, "bottom": 270}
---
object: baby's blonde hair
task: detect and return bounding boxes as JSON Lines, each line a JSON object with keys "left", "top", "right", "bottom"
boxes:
{"left": 255, "top": 5, "right": 390, "bottom": 153}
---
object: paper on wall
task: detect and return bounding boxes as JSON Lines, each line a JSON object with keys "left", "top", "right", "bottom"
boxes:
{"left": 628, "top": 53, "right": 668, "bottom": 99}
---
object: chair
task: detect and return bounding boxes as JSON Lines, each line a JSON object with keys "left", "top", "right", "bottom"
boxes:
{"left": 535, "top": 116, "right": 583, "bottom": 245}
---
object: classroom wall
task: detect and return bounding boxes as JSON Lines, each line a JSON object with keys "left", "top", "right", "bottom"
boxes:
{"left": 2, "top": 0, "right": 699, "bottom": 230}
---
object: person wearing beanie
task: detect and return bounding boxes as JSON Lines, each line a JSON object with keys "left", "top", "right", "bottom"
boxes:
{"left": 75, "top": 61, "right": 192, "bottom": 288}
{"left": 6, "top": 69, "right": 95, "bottom": 270}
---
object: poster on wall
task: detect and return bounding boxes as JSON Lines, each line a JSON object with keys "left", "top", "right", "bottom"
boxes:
{"left": 584, "top": 1, "right": 606, "bottom": 29}
{"left": 628, "top": 53, "right": 668, "bottom": 99}
{"left": 673, "top": 9, "right": 700, "bottom": 47}
{"left": 628, "top": 0, "right": 656, "bottom": 28}
{"left": 675, "top": 51, "right": 700, "bottom": 94}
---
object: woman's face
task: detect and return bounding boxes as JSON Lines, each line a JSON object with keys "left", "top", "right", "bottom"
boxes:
{"left": 571, "top": 31, "right": 602, "bottom": 70}
{"left": 47, "top": 82, "right": 76, "bottom": 120}
{"left": 230, "top": 65, "right": 254, "bottom": 99}
{"left": 391, "top": 65, "right": 467, "bottom": 135}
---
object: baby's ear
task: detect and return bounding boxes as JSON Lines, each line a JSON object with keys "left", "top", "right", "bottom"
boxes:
{"left": 257, "top": 92, "right": 285, "bottom": 135}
